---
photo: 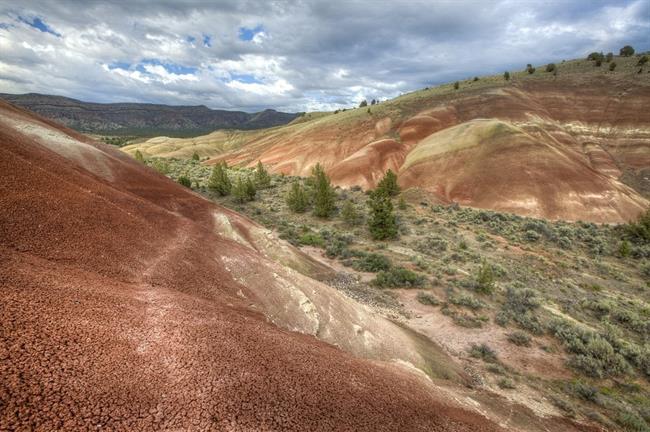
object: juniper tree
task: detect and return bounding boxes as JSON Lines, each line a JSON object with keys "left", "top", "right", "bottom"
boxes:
{"left": 244, "top": 176, "right": 257, "bottom": 201}
{"left": 207, "top": 161, "right": 232, "bottom": 196}
{"left": 377, "top": 169, "right": 400, "bottom": 197}
{"left": 311, "top": 163, "right": 336, "bottom": 218}
{"left": 192, "top": 151, "right": 200, "bottom": 161}
{"left": 367, "top": 188, "right": 397, "bottom": 240}
{"left": 254, "top": 161, "right": 271, "bottom": 188}
{"left": 232, "top": 176, "right": 247, "bottom": 203}
{"left": 503, "top": 71, "right": 510, "bottom": 81}
{"left": 134, "top": 150, "right": 144, "bottom": 162}
{"left": 341, "top": 200, "right": 361, "bottom": 226}
{"left": 286, "top": 181, "right": 308, "bottom": 213}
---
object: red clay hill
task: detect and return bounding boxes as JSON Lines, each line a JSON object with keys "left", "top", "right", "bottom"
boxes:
{"left": 126, "top": 56, "right": 650, "bottom": 223}
{"left": 0, "top": 100, "right": 516, "bottom": 430}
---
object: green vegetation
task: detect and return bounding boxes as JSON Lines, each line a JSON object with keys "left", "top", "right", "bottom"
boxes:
{"left": 373, "top": 266, "right": 426, "bottom": 288}
{"left": 367, "top": 188, "right": 397, "bottom": 240}
{"left": 232, "top": 175, "right": 256, "bottom": 203}
{"left": 311, "top": 163, "right": 336, "bottom": 218}
{"left": 134, "top": 149, "right": 144, "bottom": 162}
{"left": 526, "top": 64, "right": 535, "bottom": 74}
{"left": 192, "top": 151, "right": 200, "bottom": 161}
{"left": 453, "top": 81, "right": 459, "bottom": 90}
{"left": 177, "top": 175, "right": 191, "bottom": 187}
{"left": 376, "top": 169, "right": 400, "bottom": 197}
{"left": 254, "top": 161, "right": 271, "bottom": 188}
{"left": 469, "top": 343, "right": 498, "bottom": 363}
{"left": 147, "top": 157, "right": 650, "bottom": 430}
{"left": 286, "top": 181, "right": 309, "bottom": 213}
{"left": 620, "top": 45, "right": 635, "bottom": 56}
{"left": 208, "top": 162, "right": 232, "bottom": 196}
{"left": 545, "top": 63, "right": 556, "bottom": 73}
{"left": 609, "top": 61, "right": 617, "bottom": 71}
{"left": 503, "top": 71, "right": 510, "bottom": 81}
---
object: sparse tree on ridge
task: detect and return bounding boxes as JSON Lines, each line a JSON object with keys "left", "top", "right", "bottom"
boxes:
{"left": 359, "top": 100, "right": 368, "bottom": 108}
{"left": 503, "top": 71, "right": 510, "bottom": 81}
{"left": 134, "top": 150, "right": 144, "bottom": 162}
{"left": 619, "top": 45, "right": 635, "bottom": 57}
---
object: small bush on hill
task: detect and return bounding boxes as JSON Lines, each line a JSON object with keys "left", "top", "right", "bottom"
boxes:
{"left": 605, "top": 52, "right": 614, "bottom": 62}
{"left": 359, "top": 100, "right": 368, "bottom": 107}
{"left": 341, "top": 200, "right": 362, "bottom": 225}
{"left": 177, "top": 176, "right": 191, "bottom": 188}
{"left": 609, "top": 61, "right": 617, "bottom": 71}
{"left": 508, "top": 331, "right": 532, "bottom": 347}
{"left": 373, "top": 266, "right": 425, "bottom": 288}
{"left": 453, "top": 81, "right": 459, "bottom": 90}
{"left": 475, "top": 259, "right": 496, "bottom": 294}
{"left": 311, "top": 163, "right": 336, "bottom": 218}
{"left": 545, "top": 63, "right": 556, "bottom": 72}
{"left": 352, "top": 253, "right": 391, "bottom": 272}
{"left": 469, "top": 343, "right": 498, "bottom": 363}
{"left": 638, "top": 55, "right": 649, "bottom": 66}
{"left": 299, "top": 232, "right": 325, "bottom": 247}
{"left": 191, "top": 151, "right": 200, "bottom": 161}
{"left": 134, "top": 150, "right": 144, "bottom": 162}
{"left": 526, "top": 64, "right": 535, "bottom": 74}
{"left": 503, "top": 71, "right": 510, "bottom": 80}
{"left": 417, "top": 292, "right": 440, "bottom": 306}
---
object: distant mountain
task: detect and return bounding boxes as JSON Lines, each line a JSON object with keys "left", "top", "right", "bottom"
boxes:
{"left": 0, "top": 93, "right": 299, "bottom": 136}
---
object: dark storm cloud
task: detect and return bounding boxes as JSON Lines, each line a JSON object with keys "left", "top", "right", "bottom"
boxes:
{"left": 0, "top": 0, "right": 648, "bottom": 112}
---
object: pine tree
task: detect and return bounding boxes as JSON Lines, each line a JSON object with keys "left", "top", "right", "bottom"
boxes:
{"left": 475, "top": 259, "right": 495, "bottom": 294}
{"left": 311, "top": 163, "right": 336, "bottom": 218}
{"left": 376, "top": 169, "right": 400, "bottom": 197}
{"left": 286, "top": 181, "right": 308, "bottom": 213}
{"left": 207, "top": 162, "right": 231, "bottom": 196}
{"left": 367, "top": 188, "right": 397, "bottom": 240}
{"left": 244, "top": 176, "right": 256, "bottom": 201}
{"left": 232, "top": 176, "right": 247, "bottom": 203}
{"left": 341, "top": 200, "right": 361, "bottom": 226}
{"left": 503, "top": 71, "right": 510, "bottom": 81}
{"left": 134, "top": 150, "right": 144, "bottom": 162}
{"left": 254, "top": 161, "right": 271, "bottom": 189}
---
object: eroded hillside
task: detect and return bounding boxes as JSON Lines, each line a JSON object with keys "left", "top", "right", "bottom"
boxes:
{"left": 125, "top": 55, "right": 650, "bottom": 223}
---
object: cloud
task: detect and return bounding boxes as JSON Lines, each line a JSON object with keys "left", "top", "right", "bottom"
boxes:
{"left": 0, "top": 0, "right": 648, "bottom": 112}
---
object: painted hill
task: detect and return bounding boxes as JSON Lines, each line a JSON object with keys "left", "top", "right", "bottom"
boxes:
{"left": 125, "top": 55, "right": 650, "bottom": 223}
{"left": 0, "top": 93, "right": 299, "bottom": 136}
{"left": 0, "top": 100, "right": 518, "bottom": 430}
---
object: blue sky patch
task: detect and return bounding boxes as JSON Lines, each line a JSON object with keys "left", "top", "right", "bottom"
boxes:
{"left": 238, "top": 25, "right": 263, "bottom": 41}
{"left": 107, "top": 61, "right": 131, "bottom": 70}
{"left": 203, "top": 34, "right": 211, "bottom": 47}
{"left": 186, "top": 35, "right": 196, "bottom": 44}
{"left": 18, "top": 16, "right": 61, "bottom": 37}
{"left": 231, "top": 73, "right": 262, "bottom": 84}
{"left": 139, "top": 59, "right": 198, "bottom": 75}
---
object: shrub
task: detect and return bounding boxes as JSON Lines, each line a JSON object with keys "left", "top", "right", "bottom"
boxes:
{"left": 299, "top": 232, "right": 325, "bottom": 247}
{"left": 545, "top": 63, "right": 556, "bottom": 72}
{"left": 177, "top": 176, "right": 191, "bottom": 188}
{"left": 605, "top": 52, "right": 614, "bottom": 62}
{"left": 609, "top": 61, "right": 617, "bottom": 71}
{"left": 417, "top": 292, "right": 440, "bottom": 306}
{"left": 616, "top": 411, "right": 648, "bottom": 432}
{"left": 352, "top": 253, "right": 391, "bottom": 272}
{"left": 191, "top": 151, "right": 200, "bottom": 161}
{"left": 151, "top": 158, "right": 170, "bottom": 174}
{"left": 638, "top": 55, "right": 649, "bottom": 66}
{"left": 497, "top": 378, "right": 516, "bottom": 389}
{"left": 473, "top": 76, "right": 479, "bottom": 81}
{"left": 448, "top": 293, "right": 485, "bottom": 310}
{"left": 453, "top": 81, "right": 459, "bottom": 90}
{"left": 414, "top": 236, "right": 448, "bottom": 255}
{"left": 526, "top": 64, "right": 535, "bottom": 74}
{"left": 208, "top": 162, "right": 232, "bottom": 196}
{"left": 232, "top": 176, "right": 247, "bottom": 203}
{"left": 620, "top": 45, "right": 635, "bottom": 57}
{"left": 587, "top": 52, "right": 604, "bottom": 61}
{"left": 524, "top": 230, "right": 541, "bottom": 242}
{"left": 134, "top": 150, "right": 144, "bottom": 162}
{"left": 469, "top": 343, "right": 498, "bottom": 363}
{"left": 373, "top": 266, "right": 425, "bottom": 288}
{"left": 244, "top": 177, "right": 256, "bottom": 201}
{"left": 311, "top": 163, "right": 336, "bottom": 218}
{"left": 507, "top": 331, "right": 532, "bottom": 347}
{"left": 475, "top": 259, "right": 496, "bottom": 294}
{"left": 359, "top": 100, "right": 368, "bottom": 107}
{"left": 253, "top": 161, "right": 271, "bottom": 188}
{"left": 368, "top": 188, "right": 398, "bottom": 240}
{"left": 286, "top": 181, "right": 309, "bottom": 213}
{"left": 624, "top": 208, "right": 650, "bottom": 244}
{"left": 503, "top": 71, "right": 510, "bottom": 80}
{"left": 376, "top": 169, "right": 400, "bottom": 196}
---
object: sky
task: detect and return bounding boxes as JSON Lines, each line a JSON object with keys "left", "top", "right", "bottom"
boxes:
{"left": 0, "top": 0, "right": 648, "bottom": 112}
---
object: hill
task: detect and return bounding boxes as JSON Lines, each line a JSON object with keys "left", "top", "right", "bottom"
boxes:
{"left": 0, "top": 99, "right": 520, "bottom": 430}
{"left": 124, "top": 54, "right": 650, "bottom": 223}
{"left": 0, "top": 93, "right": 299, "bottom": 136}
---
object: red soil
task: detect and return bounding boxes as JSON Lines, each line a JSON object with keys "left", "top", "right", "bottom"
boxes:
{"left": 0, "top": 101, "right": 503, "bottom": 430}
